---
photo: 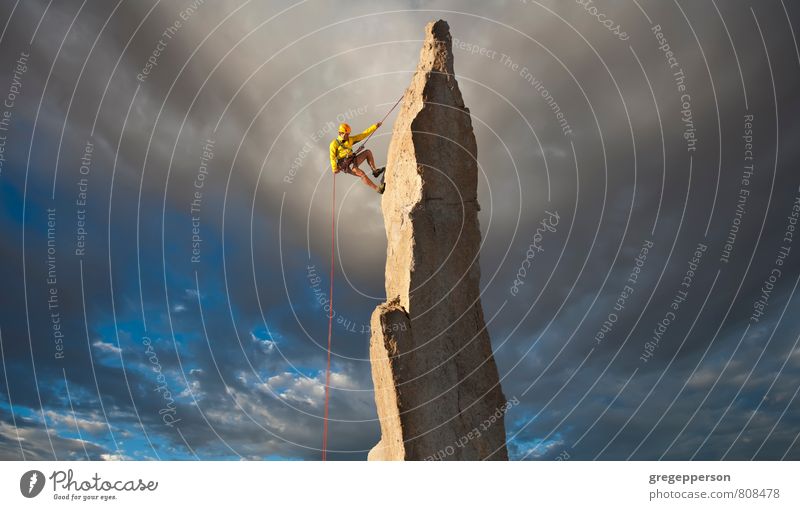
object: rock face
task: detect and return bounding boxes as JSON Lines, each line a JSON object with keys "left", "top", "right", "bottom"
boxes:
{"left": 368, "top": 20, "right": 508, "bottom": 461}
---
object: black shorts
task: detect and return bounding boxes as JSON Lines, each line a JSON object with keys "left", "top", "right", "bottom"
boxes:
{"left": 337, "top": 156, "right": 356, "bottom": 174}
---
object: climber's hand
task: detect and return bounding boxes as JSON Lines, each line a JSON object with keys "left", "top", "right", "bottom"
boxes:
{"left": 376, "top": 122, "right": 382, "bottom": 128}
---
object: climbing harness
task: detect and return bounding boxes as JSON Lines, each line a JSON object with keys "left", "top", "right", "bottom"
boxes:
{"left": 321, "top": 94, "right": 403, "bottom": 460}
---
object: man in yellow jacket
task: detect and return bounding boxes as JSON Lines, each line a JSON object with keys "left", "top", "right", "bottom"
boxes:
{"left": 330, "top": 122, "right": 386, "bottom": 194}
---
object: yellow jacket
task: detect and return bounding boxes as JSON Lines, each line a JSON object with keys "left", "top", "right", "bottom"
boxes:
{"left": 329, "top": 124, "right": 377, "bottom": 172}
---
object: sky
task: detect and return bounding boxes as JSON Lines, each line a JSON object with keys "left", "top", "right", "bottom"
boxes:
{"left": 0, "top": 0, "right": 799, "bottom": 461}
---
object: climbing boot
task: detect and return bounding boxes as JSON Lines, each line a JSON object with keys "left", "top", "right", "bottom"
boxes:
{"left": 372, "top": 166, "right": 385, "bottom": 178}
{"left": 378, "top": 182, "right": 386, "bottom": 194}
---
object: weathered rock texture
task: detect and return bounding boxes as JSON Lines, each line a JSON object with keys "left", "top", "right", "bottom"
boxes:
{"left": 368, "top": 20, "right": 508, "bottom": 461}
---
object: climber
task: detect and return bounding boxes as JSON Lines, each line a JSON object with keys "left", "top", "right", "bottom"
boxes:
{"left": 330, "top": 122, "right": 386, "bottom": 194}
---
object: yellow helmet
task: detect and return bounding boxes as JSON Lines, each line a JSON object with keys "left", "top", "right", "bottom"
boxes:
{"left": 338, "top": 123, "right": 351, "bottom": 134}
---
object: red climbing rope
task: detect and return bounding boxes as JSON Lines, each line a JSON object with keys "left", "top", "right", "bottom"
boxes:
{"left": 353, "top": 95, "right": 403, "bottom": 154}
{"left": 321, "top": 95, "right": 403, "bottom": 461}
{"left": 322, "top": 172, "right": 335, "bottom": 461}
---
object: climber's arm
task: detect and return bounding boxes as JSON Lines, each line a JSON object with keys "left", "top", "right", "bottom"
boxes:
{"left": 329, "top": 140, "right": 339, "bottom": 173}
{"left": 349, "top": 124, "right": 377, "bottom": 143}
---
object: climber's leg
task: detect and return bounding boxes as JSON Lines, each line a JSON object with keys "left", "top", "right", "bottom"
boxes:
{"left": 354, "top": 150, "right": 385, "bottom": 177}
{"left": 347, "top": 165, "right": 380, "bottom": 193}
{"left": 354, "top": 150, "right": 378, "bottom": 172}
